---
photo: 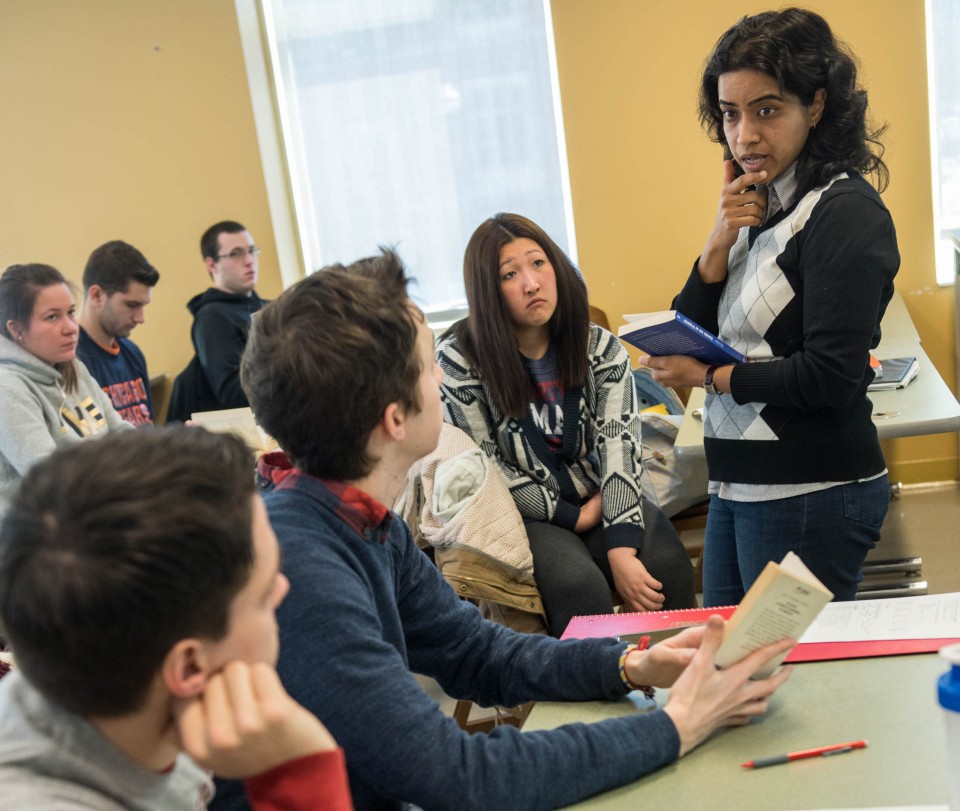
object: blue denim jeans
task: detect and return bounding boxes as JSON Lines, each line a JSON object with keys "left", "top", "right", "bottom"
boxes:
{"left": 701, "top": 475, "right": 890, "bottom": 607}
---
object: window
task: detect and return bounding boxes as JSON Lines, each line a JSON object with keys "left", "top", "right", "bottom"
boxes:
{"left": 927, "top": 0, "right": 960, "bottom": 284}
{"left": 257, "top": 0, "right": 576, "bottom": 320}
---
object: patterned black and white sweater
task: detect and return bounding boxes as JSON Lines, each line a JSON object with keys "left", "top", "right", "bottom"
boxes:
{"left": 437, "top": 325, "right": 648, "bottom": 551}
{"left": 674, "top": 171, "right": 900, "bottom": 485}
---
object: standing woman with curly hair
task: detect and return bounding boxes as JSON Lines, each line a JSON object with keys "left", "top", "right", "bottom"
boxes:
{"left": 640, "top": 8, "right": 899, "bottom": 606}
{"left": 438, "top": 213, "right": 696, "bottom": 637}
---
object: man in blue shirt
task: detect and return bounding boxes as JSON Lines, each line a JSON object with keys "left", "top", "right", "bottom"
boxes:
{"left": 77, "top": 240, "right": 159, "bottom": 425}
{"left": 211, "top": 248, "right": 794, "bottom": 811}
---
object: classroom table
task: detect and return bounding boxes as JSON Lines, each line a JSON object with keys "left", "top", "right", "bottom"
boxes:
{"left": 674, "top": 292, "right": 960, "bottom": 460}
{"left": 524, "top": 653, "right": 950, "bottom": 810}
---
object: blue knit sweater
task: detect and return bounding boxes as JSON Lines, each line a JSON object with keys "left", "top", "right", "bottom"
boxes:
{"left": 211, "top": 473, "right": 680, "bottom": 811}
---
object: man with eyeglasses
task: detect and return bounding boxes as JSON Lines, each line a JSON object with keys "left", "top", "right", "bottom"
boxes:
{"left": 176, "top": 221, "right": 268, "bottom": 416}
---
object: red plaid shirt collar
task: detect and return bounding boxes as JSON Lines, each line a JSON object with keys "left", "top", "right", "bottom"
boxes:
{"left": 260, "top": 452, "right": 392, "bottom": 542}
{"left": 317, "top": 477, "right": 392, "bottom": 541}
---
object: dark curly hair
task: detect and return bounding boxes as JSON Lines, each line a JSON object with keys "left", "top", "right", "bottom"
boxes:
{"left": 698, "top": 7, "right": 888, "bottom": 196}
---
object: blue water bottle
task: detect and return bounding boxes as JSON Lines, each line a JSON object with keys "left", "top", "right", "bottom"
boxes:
{"left": 939, "top": 643, "right": 960, "bottom": 810}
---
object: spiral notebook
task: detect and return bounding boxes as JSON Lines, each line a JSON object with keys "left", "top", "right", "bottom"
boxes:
{"left": 561, "top": 605, "right": 736, "bottom": 644}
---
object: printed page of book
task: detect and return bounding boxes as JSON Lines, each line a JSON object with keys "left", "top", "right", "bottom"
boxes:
{"left": 190, "top": 407, "right": 278, "bottom": 453}
{"left": 715, "top": 552, "right": 833, "bottom": 678}
{"left": 799, "top": 593, "right": 960, "bottom": 643}
{"left": 621, "top": 311, "right": 672, "bottom": 327}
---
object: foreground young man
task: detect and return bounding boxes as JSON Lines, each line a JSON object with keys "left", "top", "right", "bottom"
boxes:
{"left": 0, "top": 428, "right": 352, "bottom": 810}
{"left": 213, "top": 250, "right": 792, "bottom": 811}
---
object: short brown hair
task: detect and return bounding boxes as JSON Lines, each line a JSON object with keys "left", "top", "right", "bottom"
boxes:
{"left": 200, "top": 220, "right": 247, "bottom": 261}
{"left": 83, "top": 240, "right": 160, "bottom": 295}
{"left": 241, "top": 249, "right": 421, "bottom": 480}
{"left": 0, "top": 427, "right": 255, "bottom": 717}
{"left": 451, "top": 213, "right": 589, "bottom": 417}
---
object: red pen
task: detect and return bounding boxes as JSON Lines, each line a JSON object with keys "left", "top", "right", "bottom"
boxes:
{"left": 741, "top": 740, "right": 867, "bottom": 769}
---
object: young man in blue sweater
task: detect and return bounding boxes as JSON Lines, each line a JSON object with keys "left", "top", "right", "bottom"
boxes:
{"left": 214, "top": 249, "right": 792, "bottom": 811}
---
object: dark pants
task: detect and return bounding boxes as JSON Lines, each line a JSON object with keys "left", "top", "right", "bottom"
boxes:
{"left": 526, "top": 497, "right": 697, "bottom": 637}
{"left": 702, "top": 476, "right": 890, "bottom": 607}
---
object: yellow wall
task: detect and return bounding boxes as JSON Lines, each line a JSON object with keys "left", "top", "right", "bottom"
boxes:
{"left": 1, "top": 1, "right": 954, "bottom": 480}
{"left": 552, "top": 0, "right": 956, "bottom": 483}
{"left": 0, "top": 0, "right": 283, "bottom": 410}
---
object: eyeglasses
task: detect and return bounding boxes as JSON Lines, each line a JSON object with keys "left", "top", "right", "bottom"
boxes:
{"left": 217, "top": 246, "right": 262, "bottom": 261}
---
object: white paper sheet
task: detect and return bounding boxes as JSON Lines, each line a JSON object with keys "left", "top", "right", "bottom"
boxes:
{"left": 798, "top": 593, "right": 960, "bottom": 644}
{"left": 782, "top": 806, "right": 948, "bottom": 811}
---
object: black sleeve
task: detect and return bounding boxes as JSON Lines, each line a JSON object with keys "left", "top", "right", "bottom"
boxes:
{"left": 193, "top": 306, "right": 250, "bottom": 408}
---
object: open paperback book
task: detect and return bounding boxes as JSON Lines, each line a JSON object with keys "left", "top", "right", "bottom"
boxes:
{"left": 618, "top": 311, "right": 748, "bottom": 366}
{"left": 189, "top": 407, "right": 279, "bottom": 455}
{"left": 563, "top": 552, "right": 833, "bottom": 677}
{"left": 714, "top": 551, "right": 833, "bottom": 677}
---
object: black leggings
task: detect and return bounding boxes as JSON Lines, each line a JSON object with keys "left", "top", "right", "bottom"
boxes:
{"left": 526, "top": 497, "right": 696, "bottom": 637}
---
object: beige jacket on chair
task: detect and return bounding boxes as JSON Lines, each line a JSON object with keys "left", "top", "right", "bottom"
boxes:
{"left": 395, "top": 423, "right": 547, "bottom": 634}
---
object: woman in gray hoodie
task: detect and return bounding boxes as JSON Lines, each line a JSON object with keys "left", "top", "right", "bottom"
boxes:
{"left": 0, "top": 264, "right": 130, "bottom": 517}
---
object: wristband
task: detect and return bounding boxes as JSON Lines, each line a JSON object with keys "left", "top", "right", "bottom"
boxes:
{"left": 618, "top": 637, "right": 656, "bottom": 700}
{"left": 703, "top": 364, "right": 720, "bottom": 395}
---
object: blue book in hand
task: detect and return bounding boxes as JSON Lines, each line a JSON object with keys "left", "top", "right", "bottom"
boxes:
{"left": 618, "top": 311, "right": 748, "bottom": 365}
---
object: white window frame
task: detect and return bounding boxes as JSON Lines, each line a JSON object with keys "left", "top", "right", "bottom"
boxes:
{"left": 234, "top": 0, "right": 577, "bottom": 322}
{"left": 235, "top": 0, "right": 307, "bottom": 289}
{"left": 926, "top": 0, "right": 958, "bottom": 287}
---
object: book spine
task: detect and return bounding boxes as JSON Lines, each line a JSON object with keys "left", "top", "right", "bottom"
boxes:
{"left": 674, "top": 312, "right": 747, "bottom": 363}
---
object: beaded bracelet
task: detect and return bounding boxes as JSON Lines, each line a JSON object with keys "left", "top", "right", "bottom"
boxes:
{"left": 618, "top": 635, "right": 655, "bottom": 700}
